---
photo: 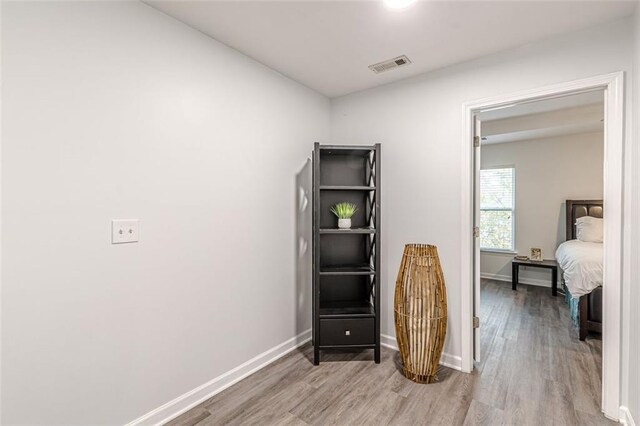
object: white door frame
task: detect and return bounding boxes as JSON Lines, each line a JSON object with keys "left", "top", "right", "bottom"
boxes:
{"left": 460, "top": 72, "right": 625, "bottom": 420}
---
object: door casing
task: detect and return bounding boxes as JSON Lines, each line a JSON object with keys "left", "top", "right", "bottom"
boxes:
{"left": 472, "top": 116, "right": 481, "bottom": 363}
{"left": 460, "top": 72, "right": 625, "bottom": 421}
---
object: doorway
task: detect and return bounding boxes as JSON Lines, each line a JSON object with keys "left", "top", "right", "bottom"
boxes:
{"left": 460, "top": 73, "right": 624, "bottom": 420}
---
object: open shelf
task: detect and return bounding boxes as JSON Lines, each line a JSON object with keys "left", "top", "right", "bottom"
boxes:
{"left": 320, "top": 186, "right": 376, "bottom": 191}
{"left": 320, "top": 264, "right": 375, "bottom": 275}
{"left": 313, "top": 142, "right": 380, "bottom": 365}
{"left": 320, "top": 227, "right": 376, "bottom": 234}
{"left": 319, "top": 300, "right": 375, "bottom": 318}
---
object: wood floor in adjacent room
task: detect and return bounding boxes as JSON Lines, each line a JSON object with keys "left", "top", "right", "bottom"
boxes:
{"left": 168, "top": 279, "right": 612, "bottom": 426}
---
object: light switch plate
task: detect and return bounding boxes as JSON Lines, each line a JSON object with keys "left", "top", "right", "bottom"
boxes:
{"left": 112, "top": 219, "right": 139, "bottom": 244}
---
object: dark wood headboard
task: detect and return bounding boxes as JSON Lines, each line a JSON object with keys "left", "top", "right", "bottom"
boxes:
{"left": 566, "top": 199, "right": 603, "bottom": 241}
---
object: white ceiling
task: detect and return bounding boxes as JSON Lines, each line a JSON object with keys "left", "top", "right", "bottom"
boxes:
{"left": 478, "top": 90, "right": 604, "bottom": 121}
{"left": 146, "top": 0, "right": 636, "bottom": 98}
{"left": 480, "top": 91, "right": 604, "bottom": 144}
{"left": 482, "top": 120, "right": 603, "bottom": 144}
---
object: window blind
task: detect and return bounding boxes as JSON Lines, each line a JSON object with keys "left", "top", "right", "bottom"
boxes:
{"left": 480, "top": 168, "right": 514, "bottom": 210}
{"left": 480, "top": 167, "right": 515, "bottom": 251}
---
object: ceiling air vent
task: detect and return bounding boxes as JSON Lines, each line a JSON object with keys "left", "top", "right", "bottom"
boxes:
{"left": 368, "top": 55, "right": 411, "bottom": 74}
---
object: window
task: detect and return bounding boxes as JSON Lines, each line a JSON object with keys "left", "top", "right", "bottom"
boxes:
{"left": 480, "top": 167, "right": 515, "bottom": 251}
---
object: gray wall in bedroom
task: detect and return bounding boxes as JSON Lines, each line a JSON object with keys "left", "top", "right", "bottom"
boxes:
{"left": 480, "top": 131, "right": 604, "bottom": 287}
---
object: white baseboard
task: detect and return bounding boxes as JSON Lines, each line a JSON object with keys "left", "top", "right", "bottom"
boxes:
{"left": 126, "top": 329, "right": 312, "bottom": 426}
{"left": 380, "top": 334, "right": 462, "bottom": 371}
{"left": 380, "top": 333, "right": 399, "bottom": 351}
{"left": 481, "top": 272, "right": 554, "bottom": 288}
{"left": 620, "top": 406, "right": 636, "bottom": 426}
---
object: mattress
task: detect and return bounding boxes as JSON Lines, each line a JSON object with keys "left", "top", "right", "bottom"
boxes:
{"left": 555, "top": 240, "right": 603, "bottom": 298}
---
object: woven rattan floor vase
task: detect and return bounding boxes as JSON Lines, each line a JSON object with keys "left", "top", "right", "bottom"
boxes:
{"left": 394, "top": 244, "right": 447, "bottom": 384}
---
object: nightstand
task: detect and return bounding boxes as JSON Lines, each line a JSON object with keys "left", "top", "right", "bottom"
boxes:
{"left": 511, "top": 258, "right": 558, "bottom": 296}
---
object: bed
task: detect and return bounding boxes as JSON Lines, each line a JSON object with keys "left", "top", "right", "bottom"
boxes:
{"left": 555, "top": 199, "right": 603, "bottom": 340}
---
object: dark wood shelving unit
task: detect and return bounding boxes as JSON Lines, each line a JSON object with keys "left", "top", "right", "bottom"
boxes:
{"left": 312, "top": 142, "right": 381, "bottom": 365}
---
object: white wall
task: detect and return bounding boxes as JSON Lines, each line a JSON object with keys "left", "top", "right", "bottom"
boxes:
{"left": 480, "top": 132, "right": 604, "bottom": 286}
{"left": 1, "top": 2, "right": 328, "bottom": 424}
{"left": 331, "top": 18, "right": 633, "bottom": 368}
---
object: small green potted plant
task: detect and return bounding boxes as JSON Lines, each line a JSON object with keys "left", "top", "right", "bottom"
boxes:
{"left": 330, "top": 202, "right": 358, "bottom": 229}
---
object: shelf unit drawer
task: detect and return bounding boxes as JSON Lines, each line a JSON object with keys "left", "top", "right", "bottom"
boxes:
{"left": 319, "top": 318, "right": 374, "bottom": 346}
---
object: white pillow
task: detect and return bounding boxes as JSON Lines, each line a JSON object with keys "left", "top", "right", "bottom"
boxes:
{"left": 576, "top": 216, "right": 603, "bottom": 243}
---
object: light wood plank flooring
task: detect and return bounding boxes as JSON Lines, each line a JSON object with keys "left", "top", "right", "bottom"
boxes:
{"left": 168, "top": 280, "right": 612, "bottom": 425}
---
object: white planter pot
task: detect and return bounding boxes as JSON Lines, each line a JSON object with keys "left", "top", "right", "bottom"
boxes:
{"left": 338, "top": 218, "right": 351, "bottom": 229}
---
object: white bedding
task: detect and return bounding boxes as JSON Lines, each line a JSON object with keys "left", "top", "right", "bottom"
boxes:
{"left": 555, "top": 240, "right": 603, "bottom": 298}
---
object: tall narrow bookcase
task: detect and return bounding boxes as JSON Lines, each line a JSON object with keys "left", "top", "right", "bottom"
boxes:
{"left": 312, "top": 143, "right": 381, "bottom": 365}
